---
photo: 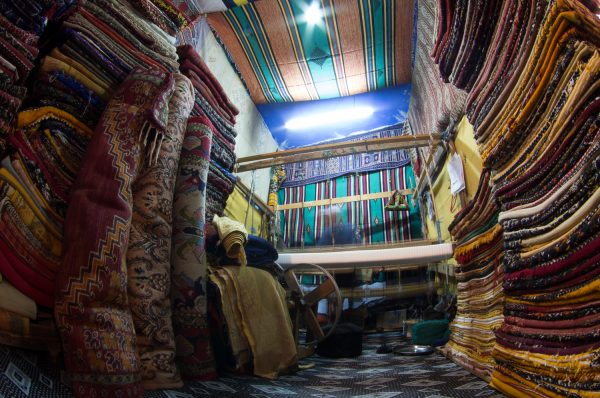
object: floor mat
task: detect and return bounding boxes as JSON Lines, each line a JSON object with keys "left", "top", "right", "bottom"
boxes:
{"left": 0, "top": 333, "right": 505, "bottom": 397}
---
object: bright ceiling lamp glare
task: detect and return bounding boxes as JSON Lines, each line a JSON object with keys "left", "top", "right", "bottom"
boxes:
{"left": 284, "top": 106, "right": 375, "bottom": 130}
{"left": 304, "top": 2, "right": 323, "bottom": 25}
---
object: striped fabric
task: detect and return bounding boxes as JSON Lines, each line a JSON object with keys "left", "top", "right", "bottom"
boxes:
{"left": 281, "top": 125, "right": 411, "bottom": 188}
{"left": 278, "top": 166, "right": 422, "bottom": 247}
{"left": 207, "top": 0, "right": 414, "bottom": 103}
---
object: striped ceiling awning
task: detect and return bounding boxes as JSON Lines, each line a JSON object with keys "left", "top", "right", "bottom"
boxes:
{"left": 207, "top": 0, "right": 415, "bottom": 104}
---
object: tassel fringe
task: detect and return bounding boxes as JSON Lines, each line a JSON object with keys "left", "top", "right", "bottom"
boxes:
{"left": 139, "top": 120, "right": 164, "bottom": 166}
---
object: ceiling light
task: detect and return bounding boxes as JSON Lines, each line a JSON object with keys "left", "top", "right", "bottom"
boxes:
{"left": 305, "top": 2, "right": 323, "bottom": 25}
{"left": 285, "top": 106, "right": 375, "bottom": 130}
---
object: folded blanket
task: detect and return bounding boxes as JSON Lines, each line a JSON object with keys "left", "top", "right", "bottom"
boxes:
{"left": 245, "top": 234, "right": 278, "bottom": 267}
{"left": 210, "top": 266, "right": 297, "bottom": 378}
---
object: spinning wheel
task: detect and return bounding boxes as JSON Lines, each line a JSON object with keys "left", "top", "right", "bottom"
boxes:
{"left": 281, "top": 263, "right": 342, "bottom": 348}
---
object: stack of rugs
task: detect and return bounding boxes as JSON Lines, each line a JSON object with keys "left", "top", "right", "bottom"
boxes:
{"left": 441, "top": 170, "right": 504, "bottom": 381}
{"left": 0, "top": 0, "right": 237, "bottom": 397}
{"left": 462, "top": 0, "right": 547, "bottom": 133}
{"left": 0, "top": 1, "right": 60, "bottom": 156}
{"left": 407, "top": 0, "right": 466, "bottom": 139}
{"left": 177, "top": 44, "right": 239, "bottom": 221}
{"left": 431, "top": 0, "right": 503, "bottom": 91}
{"left": 482, "top": 2, "right": 600, "bottom": 396}
{"left": 432, "top": 0, "right": 600, "bottom": 396}
{"left": 0, "top": 0, "right": 73, "bottom": 354}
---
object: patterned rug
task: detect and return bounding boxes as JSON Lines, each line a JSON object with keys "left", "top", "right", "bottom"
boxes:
{"left": 0, "top": 332, "right": 505, "bottom": 397}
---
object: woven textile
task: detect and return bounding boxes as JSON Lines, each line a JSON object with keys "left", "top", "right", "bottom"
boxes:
{"left": 407, "top": 0, "right": 466, "bottom": 136}
{"left": 278, "top": 166, "right": 422, "bottom": 247}
{"left": 207, "top": 0, "right": 414, "bottom": 103}
{"left": 127, "top": 73, "right": 194, "bottom": 390}
{"left": 55, "top": 68, "right": 177, "bottom": 398}
{"left": 433, "top": 0, "right": 503, "bottom": 91}
{"left": 177, "top": 45, "right": 239, "bottom": 222}
{"left": 171, "top": 115, "right": 216, "bottom": 380}
{"left": 281, "top": 125, "right": 411, "bottom": 188}
{"left": 210, "top": 266, "right": 297, "bottom": 379}
{"left": 430, "top": 0, "right": 600, "bottom": 395}
{"left": 0, "top": 0, "right": 181, "bottom": 314}
{"left": 0, "top": 0, "right": 52, "bottom": 156}
{"left": 441, "top": 170, "right": 504, "bottom": 381}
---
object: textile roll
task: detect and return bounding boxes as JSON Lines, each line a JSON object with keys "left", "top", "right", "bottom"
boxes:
{"left": 212, "top": 214, "right": 248, "bottom": 265}
{"left": 55, "top": 68, "right": 177, "bottom": 398}
{"left": 177, "top": 44, "right": 239, "bottom": 221}
{"left": 171, "top": 115, "right": 216, "bottom": 380}
{"left": 126, "top": 73, "right": 194, "bottom": 390}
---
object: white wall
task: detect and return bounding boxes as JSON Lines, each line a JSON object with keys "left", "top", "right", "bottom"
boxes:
{"left": 195, "top": 18, "right": 277, "bottom": 202}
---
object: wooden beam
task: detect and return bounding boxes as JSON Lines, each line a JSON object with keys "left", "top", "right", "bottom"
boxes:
{"left": 236, "top": 134, "right": 439, "bottom": 172}
{"left": 277, "top": 189, "right": 413, "bottom": 210}
{"left": 234, "top": 179, "right": 275, "bottom": 217}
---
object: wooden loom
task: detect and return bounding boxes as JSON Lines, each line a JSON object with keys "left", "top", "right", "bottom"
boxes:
{"left": 233, "top": 133, "right": 451, "bottom": 350}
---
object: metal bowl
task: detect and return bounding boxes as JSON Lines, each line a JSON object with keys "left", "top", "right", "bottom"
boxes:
{"left": 393, "top": 345, "right": 434, "bottom": 356}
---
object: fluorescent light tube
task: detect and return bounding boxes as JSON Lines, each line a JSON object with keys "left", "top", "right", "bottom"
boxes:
{"left": 285, "top": 106, "right": 374, "bottom": 130}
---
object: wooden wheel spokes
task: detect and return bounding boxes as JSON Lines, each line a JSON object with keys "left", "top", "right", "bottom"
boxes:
{"left": 284, "top": 269, "right": 303, "bottom": 294}
{"left": 282, "top": 263, "right": 342, "bottom": 347}
{"left": 303, "top": 278, "right": 335, "bottom": 307}
{"left": 303, "top": 307, "right": 325, "bottom": 340}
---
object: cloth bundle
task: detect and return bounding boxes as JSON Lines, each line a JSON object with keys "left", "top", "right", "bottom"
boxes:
{"left": 441, "top": 170, "right": 504, "bottom": 381}
{"left": 209, "top": 266, "right": 297, "bottom": 379}
{"left": 245, "top": 234, "right": 278, "bottom": 267}
{"left": 130, "top": 0, "right": 191, "bottom": 36}
{"left": 126, "top": 73, "right": 194, "bottom": 389}
{"left": 177, "top": 44, "right": 239, "bottom": 221}
{"left": 55, "top": 68, "right": 175, "bottom": 398}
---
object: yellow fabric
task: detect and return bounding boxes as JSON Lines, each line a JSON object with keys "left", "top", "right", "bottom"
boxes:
{"left": 39, "top": 56, "right": 111, "bottom": 100}
{"left": 0, "top": 170, "right": 62, "bottom": 239}
{"left": 454, "top": 224, "right": 502, "bottom": 257}
{"left": 209, "top": 270, "right": 251, "bottom": 370}
{"left": 492, "top": 366, "right": 600, "bottom": 398}
{"left": 507, "top": 277, "right": 600, "bottom": 306}
{"left": 0, "top": 182, "right": 62, "bottom": 258}
{"left": 224, "top": 185, "right": 264, "bottom": 237}
{"left": 425, "top": 116, "right": 483, "bottom": 242}
{"left": 42, "top": 129, "right": 78, "bottom": 175}
{"left": 8, "top": 155, "right": 63, "bottom": 224}
{"left": 17, "top": 106, "right": 94, "bottom": 138}
{"left": 49, "top": 48, "right": 113, "bottom": 93}
{"left": 212, "top": 214, "right": 248, "bottom": 265}
{"left": 491, "top": 370, "right": 553, "bottom": 398}
{"left": 211, "top": 266, "right": 297, "bottom": 378}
